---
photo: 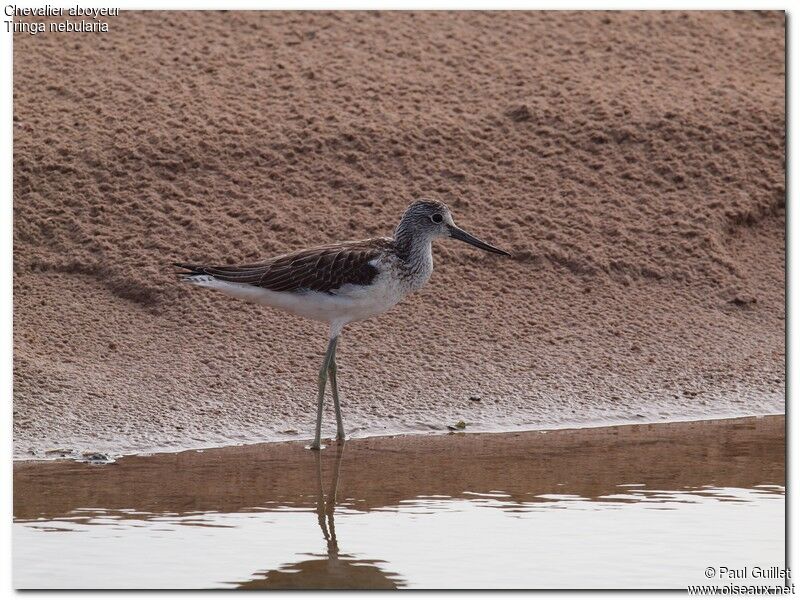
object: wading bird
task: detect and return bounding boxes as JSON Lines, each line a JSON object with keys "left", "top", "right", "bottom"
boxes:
{"left": 175, "top": 199, "right": 510, "bottom": 450}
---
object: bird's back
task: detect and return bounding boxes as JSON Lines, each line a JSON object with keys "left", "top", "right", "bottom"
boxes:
{"left": 175, "top": 237, "right": 395, "bottom": 295}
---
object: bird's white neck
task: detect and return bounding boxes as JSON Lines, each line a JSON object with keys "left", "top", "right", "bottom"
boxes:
{"left": 393, "top": 233, "right": 434, "bottom": 291}
{"left": 394, "top": 218, "right": 433, "bottom": 259}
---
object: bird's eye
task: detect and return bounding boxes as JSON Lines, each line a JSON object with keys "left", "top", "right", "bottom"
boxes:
{"left": 431, "top": 213, "right": 443, "bottom": 223}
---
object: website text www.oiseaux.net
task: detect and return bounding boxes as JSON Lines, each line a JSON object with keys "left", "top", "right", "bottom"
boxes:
{"left": 688, "top": 584, "right": 795, "bottom": 595}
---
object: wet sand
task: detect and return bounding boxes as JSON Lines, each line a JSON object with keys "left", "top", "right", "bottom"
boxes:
{"left": 13, "top": 11, "right": 785, "bottom": 457}
{"left": 13, "top": 416, "right": 785, "bottom": 589}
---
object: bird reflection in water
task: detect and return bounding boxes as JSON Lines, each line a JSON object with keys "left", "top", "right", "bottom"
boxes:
{"left": 236, "top": 443, "right": 404, "bottom": 589}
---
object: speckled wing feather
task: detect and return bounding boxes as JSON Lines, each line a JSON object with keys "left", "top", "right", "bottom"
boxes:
{"left": 175, "top": 238, "right": 392, "bottom": 294}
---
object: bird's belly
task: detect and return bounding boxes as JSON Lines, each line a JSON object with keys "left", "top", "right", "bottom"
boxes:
{"left": 289, "top": 288, "right": 402, "bottom": 323}
{"left": 194, "top": 277, "right": 407, "bottom": 324}
{"left": 323, "top": 278, "right": 408, "bottom": 322}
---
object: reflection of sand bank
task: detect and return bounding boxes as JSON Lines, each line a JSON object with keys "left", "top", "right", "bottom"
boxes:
{"left": 13, "top": 417, "right": 784, "bottom": 589}
{"left": 12, "top": 11, "right": 785, "bottom": 457}
{"left": 14, "top": 416, "right": 785, "bottom": 522}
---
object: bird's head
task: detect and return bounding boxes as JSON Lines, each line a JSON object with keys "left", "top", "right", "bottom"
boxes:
{"left": 397, "top": 199, "right": 511, "bottom": 256}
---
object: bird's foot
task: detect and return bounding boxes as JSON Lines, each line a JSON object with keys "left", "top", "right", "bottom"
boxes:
{"left": 305, "top": 441, "right": 325, "bottom": 451}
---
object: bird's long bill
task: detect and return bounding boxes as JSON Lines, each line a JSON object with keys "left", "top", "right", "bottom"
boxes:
{"left": 448, "top": 225, "right": 511, "bottom": 256}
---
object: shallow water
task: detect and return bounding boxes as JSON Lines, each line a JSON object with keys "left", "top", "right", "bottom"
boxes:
{"left": 14, "top": 416, "right": 785, "bottom": 589}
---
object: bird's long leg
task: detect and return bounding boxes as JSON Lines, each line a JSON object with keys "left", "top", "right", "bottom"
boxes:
{"left": 328, "top": 347, "right": 345, "bottom": 441}
{"left": 310, "top": 335, "right": 339, "bottom": 451}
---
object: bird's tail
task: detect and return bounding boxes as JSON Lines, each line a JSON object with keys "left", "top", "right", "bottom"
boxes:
{"left": 173, "top": 262, "right": 206, "bottom": 281}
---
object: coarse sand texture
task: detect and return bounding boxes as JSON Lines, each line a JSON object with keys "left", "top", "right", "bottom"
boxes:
{"left": 13, "top": 11, "right": 785, "bottom": 457}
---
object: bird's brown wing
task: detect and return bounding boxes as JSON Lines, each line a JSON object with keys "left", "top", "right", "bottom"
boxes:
{"left": 175, "top": 238, "right": 392, "bottom": 294}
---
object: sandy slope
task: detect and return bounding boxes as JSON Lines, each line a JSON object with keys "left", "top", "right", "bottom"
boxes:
{"left": 13, "top": 11, "right": 785, "bottom": 457}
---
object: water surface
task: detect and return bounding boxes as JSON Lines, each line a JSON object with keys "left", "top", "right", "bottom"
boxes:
{"left": 14, "top": 416, "right": 785, "bottom": 589}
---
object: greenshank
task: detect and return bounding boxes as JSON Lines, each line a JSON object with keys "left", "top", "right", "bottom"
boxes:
{"left": 175, "top": 199, "right": 510, "bottom": 450}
